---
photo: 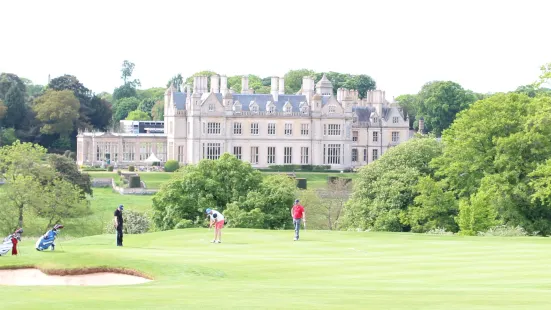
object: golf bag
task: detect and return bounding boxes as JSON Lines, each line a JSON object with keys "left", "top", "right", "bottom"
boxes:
{"left": 35, "top": 224, "right": 63, "bottom": 251}
{"left": 0, "top": 228, "right": 23, "bottom": 256}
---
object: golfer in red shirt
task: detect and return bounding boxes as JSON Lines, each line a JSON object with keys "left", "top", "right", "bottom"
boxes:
{"left": 291, "top": 199, "right": 305, "bottom": 241}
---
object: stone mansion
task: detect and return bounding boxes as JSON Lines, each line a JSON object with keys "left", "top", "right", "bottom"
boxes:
{"left": 76, "top": 74, "right": 412, "bottom": 169}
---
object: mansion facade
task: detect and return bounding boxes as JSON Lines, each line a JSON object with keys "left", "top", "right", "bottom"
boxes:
{"left": 77, "top": 74, "right": 412, "bottom": 169}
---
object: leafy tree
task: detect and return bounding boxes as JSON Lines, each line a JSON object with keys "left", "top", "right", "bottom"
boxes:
{"left": 113, "top": 84, "right": 138, "bottom": 101}
{"left": 342, "top": 136, "right": 443, "bottom": 231}
{"left": 184, "top": 71, "right": 218, "bottom": 89}
{"left": 2, "top": 84, "right": 27, "bottom": 129}
{"left": 227, "top": 75, "right": 268, "bottom": 94}
{"left": 138, "top": 99, "right": 156, "bottom": 115}
{"left": 152, "top": 153, "right": 264, "bottom": 230}
{"left": 0, "top": 141, "right": 53, "bottom": 228}
{"left": 416, "top": 81, "right": 478, "bottom": 135}
{"left": 97, "top": 91, "right": 113, "bottom": 102}
{"left": 0, "top": 99, "right": 6, "bottom": 120}
{"left": 151, "top": 100, "right": 164, "bottom": 121}
{"left": 88, "top": 95, "right": 112, "bottom": 131}
{"left": 238, "top": 174, "right": 297, "bottom": 229}
{"left": 515, "top": 84, "right": 551, "bottom": 98}
{"left": 0, "top": 73, "right": 26, "bottom": 99}
{"left": 395, "top": 94, "right": 418, "bottom": 129}
{"left": 47, "top": 74, "right": 93, "bottom": 129}
{"left": 535, "top": 62, "right": 551, "bottom": 88}
{"left": 33, "top": 89, "right": 80, "bottom": 137}
{"left": 402, "top": 176, "right": 459, "bottom": 233}
{"left": 112, "top": 97, "right": 140, "bottom": 122}
{"left": 126, "top": 110, "right": 151, "bottom": 121}
{"left": 137, "top": 88, "right": 165, "bottom": 101}
{"left": 34, "top": 178, "right": 90, "bottom": 231}
{"left": 299, "top": 178, "right": 350, "bottom": 230}
{"left": 341, "top": 74, "right": 376, "bottom": 99}
{"left": 285, "top": 69, "right": 316, "bottom": 94}
{"left": 48, "top": 154, "right": 92, "bottom": 197}
{"left": 21, "top": 78, "right": 44, "bottom": 98}
{"left": 223, "top": 203, "right": 265, "bottom": 229}
{"left": 121, "top": 60, "right": 141, "bottom": 88}
{"left": 0, "top": 128, "right": 16, "bottom": 146}
{"left": 167, "top": 74, "right": 184, "bottom": 91}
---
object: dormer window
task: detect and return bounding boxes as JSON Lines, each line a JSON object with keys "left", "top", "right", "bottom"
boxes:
{"left": 251, "top": 105, "right": 258, "bottom": 113}
{"left": 233, "top": 101, "right": 242, "bottom": 113}
{"left": 267, "top": 101, "right": 275, "bottom": 114}
{"left": 284, "top": 105, "right": 292, "bottom": 113}
{"left": 373, "top": 117, "right": 378, "bottom": 123}
{"left": 208, "top": 103, "right": 214, "bottom": 112}
{"left": 268, "top": 105, "right": 275, "bottom": 113}
{"left": 328, "top": 105, "right": 336, "bottom": 114}
{"left": 301, "top": 106, "right": 309, "bottom": 114}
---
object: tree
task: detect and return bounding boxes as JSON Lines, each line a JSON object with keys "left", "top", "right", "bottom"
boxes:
{"left": 48, "top": 154, "right": 93, "bottom": 197}
{"left": 21, "top": 78, "right": 44, "bottom": 98}
{"left": 138, "top": 99, "right": 156, "bottom": 115}
{"left": 47, "top": 75, "right": 94, "bottom": 129}
{"left": 0, "top": 73, "right": 26, "bottom": 99}
{"left": 299, "top": 178, "right": 351, "bottom": 230}
{"left": 416, "top": 81, "right": 478, "bottom": 135}
{"left": 167, "top": 74, "right": 184, "bottom": 91}
{"left": 402, "top": 176, "right": 459, "bottom": 233}
{"left": 535, "top": 62, "right": 551, "bottom": 88}
{"left": 126, "top": 110, "right": 151, "bottom": 121}
{"left": 34, "top": 178, "right": 90, "bottom": 231}
{"left": 342, "top": 136, "right": 443, "bottom": 232}
{"left": 152, "top": 153, "right": 264, "bottom": 230}
{"left": 151, "top": 101, "right": 164, "bottom": 121}
{"left": 121, "top": 60, "right": 141, "bottom": 88}
{"left": 88, "top": 95, "right": 112, "bottom": 131}
{"left": 342, "top": 74, "right": 376, "bottom": 99}
{"left": 113, "top": 84, "right": 138, "bottom": 101}
{"left": 33, "top": 89, "right": 80, "bottom": 137}
{"left": 137, "top": 88, "right": 165, "bottom": 101}
{"left": 285, "top": 69, "right": 316, "bottom": 94}
{"left": 0, "top": 141, "right": 53, "bottom": 229}
{"left": 184, "top": 71, "right": 218, "bottom": 88}
{"left": 0, "top": 128, "right": 16, "bottom": 146}
{"left": 0, "top": 99, "right": 6, "bottom": 120}
{"left": 395, "top": 94, "right": 419, "bottom": 129}
{"left": 2, "top": 84, "right": 26, "bottom": 129}
{"left": 112, "top": 97, "right": 140, "bottom": 122}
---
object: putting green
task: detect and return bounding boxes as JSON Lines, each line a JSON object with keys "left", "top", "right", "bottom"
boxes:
{"left": 1, "top": 229, "right": 550, "bottom": 309}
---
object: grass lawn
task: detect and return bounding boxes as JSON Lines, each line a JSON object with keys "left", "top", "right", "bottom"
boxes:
{"left": 1, "top": 230, "right": 551, "bottom": 309}
{"left": 86, "top": 171, "right": 358, "bottom": 189}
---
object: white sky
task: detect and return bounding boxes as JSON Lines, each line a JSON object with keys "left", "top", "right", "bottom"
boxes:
{"left": 1, "top": 0, "right": 549, "bottom": 99}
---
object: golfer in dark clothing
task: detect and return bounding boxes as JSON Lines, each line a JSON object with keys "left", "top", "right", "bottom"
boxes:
{"left": 114, "top": 205, "right": 124, "bottom": 246}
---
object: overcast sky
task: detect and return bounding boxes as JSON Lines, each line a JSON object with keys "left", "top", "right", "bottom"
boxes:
{"left": 2, "top": 0, "right": 549, "bottom": 99}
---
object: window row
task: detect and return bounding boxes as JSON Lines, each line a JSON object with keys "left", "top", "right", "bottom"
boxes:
{"left": 203, "top": 143, "right": 310, "bottom": 165}
{"left": 203, "top": 122, "right": 345, "bottom": 137}
{"left": 350, "top": 148, "right": 378, "bottom": 162}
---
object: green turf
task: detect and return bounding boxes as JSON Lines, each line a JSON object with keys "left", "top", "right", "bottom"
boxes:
{"left": 1, "top": 230, "right": 550, "bottom": 309}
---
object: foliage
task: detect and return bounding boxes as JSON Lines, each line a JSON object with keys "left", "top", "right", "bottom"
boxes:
{"left": 120, "top": 60, "right": 141, "bottom": 88}
{"left": 416, "top": 81, "right": 479, "bottom": 135}
{"left": 153, "top": 153, "right": 298, "bottom": 230}
{"left": 298, "top": 178, "right": 350, "bottom": 230}
{"left": 128, "top": 165, "right": 135, "bottom": 172}
{"left": 151, "top": 100, "right": 164, "bottom": 120}
{"left": 2, "top": 84, "right": 26, "bottom": 129}
{"left": 0, "top": 128, "right": 16, "bottom": 146}
{"left": 88, "top": 96, "right": 112, "bottom": 131}
{"left": 126, "top": 110, "right": 151, "bottom": 121}
{"left": 112, "top": 97, "right": 140, "bottom": 122}
{"left": 223, "top": 202, "right": 265, "bottom": 229}
{"left": 0, "top": 99, "right": 6, "bottom": 121}
{"left": 129, "top": 175, "right": 141, "bottom": 188}
{"left": 535, "top": 62, "right": 551, "bottom": 88}
{"left": 477, "top": 225, "right": 528, "bottom": 237}
{"left": 284, "top": 69, "right": 315, "bottom": 94}
{"left": 164, "top": 160, "right": 179, "bottom": 172}
{"left": 395, "top": 94, "right": 418, "bottom": 129}
{"left": 33, "top": 89, "right": 80, "bottom": 136}
{"left": 167, "top": 74, "right": 184, "bottom": 91}
{"left": 268, "top": 164, "right": 331, "bottom": 171}
{"left": 48, "top": 154, "right": 93, "bottom": 197}
{"left": 105, "top": 210, "right": 151, "bottom": 234}
{"left": 456, "top": 192, "right": 500, "bottom": 236}
{"left": 174, "top": 219, "right": 195, "bottom": 229}
{"left": 425, "top": 228, "right": 454, "bottom": 235}
{"left": 402, "top": 176, "right": 459, "bottom": 233}
{"left": 113, "top": 84, "right": 138, "bottom": 101}
{"left": 342, "top": 136, "right": 443, "bottom": 231}
{"left": 138, "top": 99, "right": 156, "bottom": 116}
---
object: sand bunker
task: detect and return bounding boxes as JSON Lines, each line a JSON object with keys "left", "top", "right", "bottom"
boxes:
{"left": 0, "top": 268, "right": 151, "bottom": 286}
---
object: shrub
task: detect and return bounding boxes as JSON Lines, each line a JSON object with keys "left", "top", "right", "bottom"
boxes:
{"left": 175, "top": 219, "right": 194, "bottom": 229}
{"left": 105, "top": 210, "right": 151, "bottom": 234}
{"left": 426, "top": 228, "right": 454, "bottom": 235}
{"left": 107, "top": 165, "right": 114, "bottom": 172}
{"left": 117, "top": 170, "right": 122, "bottom": 176}
{"left": 128, "top": 165, "right": 135, "bottom": 172}
{"left": 223, "top": 203, "right": 265, "bottom": 228}
{"left": 477, "top": 225, "right": 528, "bottom": 237}
{"left": 129, "top": 175, "right": 141, "bottom": 188}
{"left": 164, "top": 160, "right": 180, "bottom": 172}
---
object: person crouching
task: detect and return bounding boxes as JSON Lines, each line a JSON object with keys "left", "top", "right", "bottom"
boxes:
{"left": 206, "top": 208, "right": 225, "bottom": 243}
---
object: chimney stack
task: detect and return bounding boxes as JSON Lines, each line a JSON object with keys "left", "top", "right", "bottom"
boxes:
{"left": 241, "top": 75, "right": 249, "bottom": 94}
{"left": 220, "top": 75, "right": 228, "bottom": 94}
{"left": 271, "top": 76, "right": 279, "bottom": 101}
{"left": 278, "top": 77, "right": 285, "bottom": 94}
{"left": 210, "top": 75, "right": 220, "bottom": 93}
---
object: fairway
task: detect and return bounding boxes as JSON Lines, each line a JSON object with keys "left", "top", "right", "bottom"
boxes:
{"left": 1, "top": 230, "right": 551, "bottom": 309}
